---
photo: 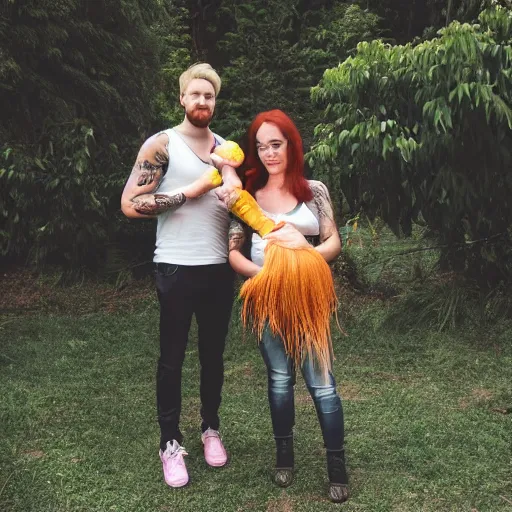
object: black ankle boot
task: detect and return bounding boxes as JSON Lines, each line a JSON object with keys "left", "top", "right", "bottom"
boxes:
{"left": 274, "top": 436, "right": 294, "bottom": 487}
{"left": 326, "top": 449, "right": 349, "bottom": 503}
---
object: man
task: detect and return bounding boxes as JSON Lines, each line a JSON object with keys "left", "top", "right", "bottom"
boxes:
{"left": 121, "top": 63, "right": 240, "bottom": 488}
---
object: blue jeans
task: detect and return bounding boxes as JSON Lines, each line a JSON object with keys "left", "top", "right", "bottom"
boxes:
{"left": 259, "top": 326, "right": 345, "bottom": 451}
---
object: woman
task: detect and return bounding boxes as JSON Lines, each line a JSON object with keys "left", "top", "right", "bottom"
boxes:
{"left": 228, "top": 110, "right": 349, "bottom": 503}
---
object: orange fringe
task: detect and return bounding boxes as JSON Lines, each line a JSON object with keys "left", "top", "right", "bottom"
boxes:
{"left": 240, "top": 241, "right": 338, "bottom": 378}
{"left": 228, "top": 188, "right": 339, "bottom": 377}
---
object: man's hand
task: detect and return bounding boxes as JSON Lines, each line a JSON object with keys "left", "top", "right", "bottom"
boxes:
{"left": 185, "top": 167, "right": 223, "bottom": 199}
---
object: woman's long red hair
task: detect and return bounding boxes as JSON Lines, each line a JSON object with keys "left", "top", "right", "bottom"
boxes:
{"left": 243, "top": 110, "right": 313, "bottom": 203}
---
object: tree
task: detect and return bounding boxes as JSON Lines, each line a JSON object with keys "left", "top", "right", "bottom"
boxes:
{"left": 309, "top": 5, "right": 512, "bottom": 287}
{"left": 153, "top": 0, "right": 193, "bottom": 128}
{"left": 366, "top": 0, "right": 491, "bottom": 43}
{"left": 211, "top": 0, "right": 378, "bottom": 146}
{"left": 0, "top": 0, "right": 168, "bottom": 272}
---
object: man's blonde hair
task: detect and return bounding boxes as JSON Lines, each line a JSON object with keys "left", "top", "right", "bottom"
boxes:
{"left": 179, "top": 63, "right": 221, "bottom": 97}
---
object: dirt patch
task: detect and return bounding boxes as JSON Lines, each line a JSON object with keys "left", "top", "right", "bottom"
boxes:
{"left": 22, "top": 450, "right": 45, "bottom": 458}
{"left": 243, "top": 363, "right": 254, "bottom": 377}
{"left": 266, "top": 493, "right": 295, "bottom": 512}
{"left": 459, "top": 387, "right": 494, "bottom": 409}
{"left": 340, "top": 381, "right": 366, "bottom": 401}
{"left": 1, "top": 259, "right": 389, "bottom": 320}
{"left": 0, "top": 267, "right": 155, "bottom": 316}
{"left": 471, "top": 388, "right": 494, "bottom": 401}
{"left": 1, "top": 261, "right": 391, "bottom": 321}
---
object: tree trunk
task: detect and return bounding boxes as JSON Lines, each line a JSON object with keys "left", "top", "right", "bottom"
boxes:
{"left": 446, "top": 0, "right": 453, "bottom": 26}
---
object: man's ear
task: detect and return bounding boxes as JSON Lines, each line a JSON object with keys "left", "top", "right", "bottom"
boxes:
{"left": 179, "top": 94, "right": 185, "bottom": 108}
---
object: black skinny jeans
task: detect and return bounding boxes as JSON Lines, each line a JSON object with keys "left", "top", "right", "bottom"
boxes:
{"left": 155, "top": 262, "right": 234, "bottom": 447}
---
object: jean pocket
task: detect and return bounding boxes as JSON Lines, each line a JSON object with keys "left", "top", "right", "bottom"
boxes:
{"left": 154, "top": 263, "right": 180, "bottom": 277}
{"left": 155, "top": 264, "right": 181, "bottom": 296}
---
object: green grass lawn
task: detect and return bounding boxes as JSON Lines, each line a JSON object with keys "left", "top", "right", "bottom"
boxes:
{"left": 1, "top": 278, "right": 511, "bottom": 511}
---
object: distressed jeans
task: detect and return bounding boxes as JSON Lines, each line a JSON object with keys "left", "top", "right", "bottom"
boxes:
{"left": 259, "top": 326, "right": 345, "bottom": 451}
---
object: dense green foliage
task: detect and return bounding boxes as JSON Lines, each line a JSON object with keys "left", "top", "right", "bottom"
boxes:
{"left": 0, "top": 0, "right": 168, "bottom": 271}
{"left": 1, "top": 0, "right": 510, "bottom": 295}
{"left": 212, "top": 1, "right": 379, "bottom": 144}
{"left": 310, "top": 4, "right": 512, "bottom": 287}
{"left": 0, "top": 0, "right": 381, "bottom": 271}
{"left": 369, "top": 0, "right": 490, "bottom": 42}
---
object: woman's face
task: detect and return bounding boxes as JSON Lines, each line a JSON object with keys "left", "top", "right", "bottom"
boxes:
{"left": 255, "top": 122, "right": 288, "bottom": 176}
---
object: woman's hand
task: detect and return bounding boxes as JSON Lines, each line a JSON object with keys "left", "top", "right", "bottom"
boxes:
{"left": 211, "top": 141, "right": 244, "bottom": 170}
{"left": 263, "top": 222, "right": 310, "bottom": 249}
{"left": 210, "top": 153, "right": 242, "bottom": 172}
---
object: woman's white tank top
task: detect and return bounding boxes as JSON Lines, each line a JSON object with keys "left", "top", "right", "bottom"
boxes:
{"left": 250, "top": 202, "right": 320, "bottom": 267}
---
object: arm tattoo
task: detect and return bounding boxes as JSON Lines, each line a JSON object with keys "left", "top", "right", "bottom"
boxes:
{"left": 311, "top": 182, "right": 333, "bottom": 218}
{"left": 137, "top": 160, "right": 162, "bottom": 186}
{"left": 228, "top": 220, "right": 246, "bottom": 251}
{"left": 134, "top": 192, "right": 186, "bottom": 216}
{"left": 124, "top": 139, "right": 180, "bottom": 216}
{"left": 135, "top": 148, "right": 169, "bottom": 186}
{"left": 310, "top": 182, "right": 337, "bottom": 243}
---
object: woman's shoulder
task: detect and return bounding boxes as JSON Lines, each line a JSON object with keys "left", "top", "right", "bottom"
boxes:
{"left": 304, "top": 180, "right": 335, "bottom": 225}
{"left": 306, "top": 180, "right": 331, "bottom": 201}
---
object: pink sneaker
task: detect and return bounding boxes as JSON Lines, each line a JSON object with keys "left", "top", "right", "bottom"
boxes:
{"left": 159, "top": 440, "right": 189, "bottom": 487}
{"left": 201, "top": 428, "right": 228, "bottom": 467}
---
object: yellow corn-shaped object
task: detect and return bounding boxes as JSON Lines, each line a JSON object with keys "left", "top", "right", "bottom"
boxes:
{"left": 208, "top": 167, "right": 223, "bottom": 187}
{"left": 214, "top": 141, "right": 245, "bottom": 166}
{"left": 229, "top": 190, "right": 276, "bottom": 237}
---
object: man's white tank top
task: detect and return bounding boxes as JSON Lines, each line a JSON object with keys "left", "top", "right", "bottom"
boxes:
{"left": 250, "top": 203, "right": 320, "bottom": 267}
{"left": 153, "top": 128, "right": 229, "bottom": 265}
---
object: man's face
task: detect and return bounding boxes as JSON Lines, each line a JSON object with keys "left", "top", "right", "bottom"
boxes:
{"left": 180, "top": 78, "right": 216, "bottom": 128}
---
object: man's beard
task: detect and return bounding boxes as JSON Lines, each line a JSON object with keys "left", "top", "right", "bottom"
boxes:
{"left": 186, "top": 107, "right": 213, "bottom": 128}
